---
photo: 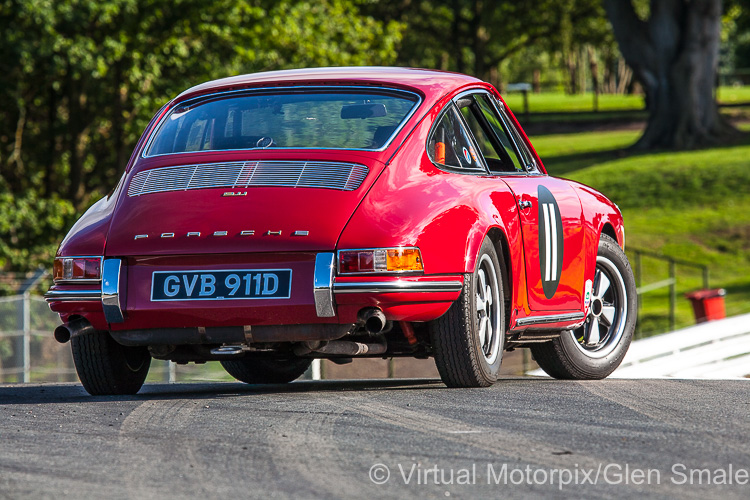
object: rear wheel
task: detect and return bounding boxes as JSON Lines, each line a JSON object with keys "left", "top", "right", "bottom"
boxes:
{"left": 71, "top": 332, "right": 151, "bottom": 395}
{"left": 430, "top": 237, "right": 505, "bottom": 387}
{"left": 221, "top": 357, "right": 312, "bottom": 384}
{"left": 531, "top": 235, "right": 636, "bottom": 379}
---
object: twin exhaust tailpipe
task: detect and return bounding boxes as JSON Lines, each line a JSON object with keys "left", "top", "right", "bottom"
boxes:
{"left": 290, "top": 307, "right": 388, "bottom": 357}
{"left": 53, "top": 318, "right": 95, "bottom": 344}
{"left": 54, "top": 307, "right": 389, "bottom": 345}
{"left": 359, "top": 308, "right": 387, "bottom": 335}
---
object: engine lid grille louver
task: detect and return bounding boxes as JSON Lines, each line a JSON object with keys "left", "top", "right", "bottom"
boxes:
{"left": 127, "top": 160, "right": 369, "bottom": 197}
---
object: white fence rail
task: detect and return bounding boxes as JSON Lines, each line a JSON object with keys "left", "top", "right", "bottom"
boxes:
{"left": 610, "top": 313, "right": 750, "bottom": 379}
{"left": 527, "top": 313, "right": 750, "bottom": 379}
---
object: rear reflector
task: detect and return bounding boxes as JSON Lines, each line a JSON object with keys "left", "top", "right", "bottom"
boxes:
{"left": 338, "top": 248, "right": 423, "bottom": 274}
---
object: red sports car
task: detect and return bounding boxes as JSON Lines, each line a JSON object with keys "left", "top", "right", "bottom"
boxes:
{"left": 46, "top": 67, "right": 637, "bottom": 395}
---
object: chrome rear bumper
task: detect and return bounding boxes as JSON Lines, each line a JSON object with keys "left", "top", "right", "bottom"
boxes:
{"left": 333, "top": 281, "right": 463, "bottom": 294}
{"left": 46, "top": 253, "right": 463, "bottom": 323}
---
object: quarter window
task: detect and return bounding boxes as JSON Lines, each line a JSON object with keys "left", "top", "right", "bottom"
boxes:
{"left": 428, "top": 106, "right": 483, "bottom": 171}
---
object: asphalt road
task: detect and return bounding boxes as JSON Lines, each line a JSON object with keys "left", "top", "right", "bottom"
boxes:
{"left": 1, "top": 378, "right": 749, "bottom": 499}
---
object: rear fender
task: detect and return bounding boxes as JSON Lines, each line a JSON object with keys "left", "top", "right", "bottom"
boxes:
{"left": 569, "top": 180, "right": 626, "bottom": 286}
{"left": 337, "top": 105, "right": 528, "bottom": 318}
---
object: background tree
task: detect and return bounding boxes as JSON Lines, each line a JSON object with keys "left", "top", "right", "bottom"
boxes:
{"left": 0, "top": 0, "right": 402, "bottom": 273}
{"left": 604, "top": 0, "right": 737, "bottom": 149}
{"left": 362, "top": 0, "right": 605, "bottom": 88}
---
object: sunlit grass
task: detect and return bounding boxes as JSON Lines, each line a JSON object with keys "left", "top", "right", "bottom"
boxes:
{"left": 502, "top": 91, "right": 644, "bottom": 113}
{"left": 502, "top": 86, "right": 750, "bottom": 114}
{"left": 536, "top": 127, "right": 750, "bottom": 334}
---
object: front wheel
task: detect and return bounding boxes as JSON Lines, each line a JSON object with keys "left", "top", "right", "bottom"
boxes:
{"left": 71, "top": 332, "right": 151, "bottom": 395}
{"left": 531, "top": 234, "right": 636, "bottom": 379}
{"left": 430, "top": 237, "right": 506, "bottom": 387}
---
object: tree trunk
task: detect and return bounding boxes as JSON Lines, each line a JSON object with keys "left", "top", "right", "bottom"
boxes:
{"left": 604, "top": 0, "right": 736, "bottom": 149}
{"left": 616, "top": 57, "right": 632, "bottom": 95}
{"left": 566, "top": 51, "right": 578, "bottom": 95}
{"left": 451, "top": 0, "right": 465, "bottom": 74}
{"left": 65, "top": 69, "right": 87, "bottom": 205}
{"left": 113, "top": 62, "right": 126, "bottom": 175}
{"left": 45, "top": 80, "right": 57, "bottom": 197}
{"left": 471, "top": 0, "right": 485, "bottom": 79}
{"left": 588, "top": 46, "right": 600, "bottom": 112}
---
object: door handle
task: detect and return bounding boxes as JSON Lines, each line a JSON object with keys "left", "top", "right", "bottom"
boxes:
{"left": 519, "top": 200, "right": 532, "bottom": 210}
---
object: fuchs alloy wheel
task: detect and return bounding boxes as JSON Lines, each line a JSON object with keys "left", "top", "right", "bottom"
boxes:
{"left": 430, "top": 237, "right": 506, "bottom": 387}
{"left": 531, "top": 235, "right": 636, "bottom": 379}
{"left": 221, "top": 357, "right": 312, "bottom": 384}
{"left": 71, "top": 332, "right": 151, "bottom": 395}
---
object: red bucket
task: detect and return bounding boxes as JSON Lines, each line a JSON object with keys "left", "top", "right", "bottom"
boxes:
{"left": 685, "top": 289, "right": 726, "bottom": 323}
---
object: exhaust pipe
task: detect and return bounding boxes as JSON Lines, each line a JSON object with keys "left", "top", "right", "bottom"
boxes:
{"left": 54, "top": 318, "right": 96, "bottom": 344}
{"left": 359, "top": 308, "right": 387, "bottom": 334}
{"left": 294, "top": 339, "right": 387, "bottom": 357}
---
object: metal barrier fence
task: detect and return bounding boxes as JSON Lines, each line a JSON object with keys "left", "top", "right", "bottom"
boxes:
{"left": 629, "top": 248, "right": 709, "bottom": 333}
{"left": 0, "top": 293, "right": 75, "bottom": 383}
{"left": 0, "top": 293, "right": 237, "bottom": 384}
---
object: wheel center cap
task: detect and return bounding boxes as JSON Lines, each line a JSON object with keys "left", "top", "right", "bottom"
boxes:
{"left": 591, "top": 297, "right": 603, "bottom": 317}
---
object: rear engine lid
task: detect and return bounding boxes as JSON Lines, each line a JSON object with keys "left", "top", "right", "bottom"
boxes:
{"left": 105, "top": 155, "right": 383, "bottom": 256}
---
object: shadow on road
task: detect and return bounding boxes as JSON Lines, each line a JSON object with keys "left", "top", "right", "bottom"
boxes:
{"left": 0, "top": 376, "right": 554, "bottom": 405}
{"left": 0, "top": 378, "right": 441, "bottom": 405}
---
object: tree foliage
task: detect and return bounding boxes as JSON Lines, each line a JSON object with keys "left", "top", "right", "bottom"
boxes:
{"left": 361, "top": 0, "right": 608, "bottom": 85}
{"left": 0, "top": 0, "right": 402, "bottom": 272}
{"left": 1, "top": 0, "right": 747, "bottom": 276}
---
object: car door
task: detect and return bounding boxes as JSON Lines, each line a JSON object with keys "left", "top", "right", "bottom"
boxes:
{"left": 454, "top": 91, "right": 584, "bottom": 312}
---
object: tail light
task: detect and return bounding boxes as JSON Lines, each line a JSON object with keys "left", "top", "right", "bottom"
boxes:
{"left": 53, "top": 257, "right": 102, "bottom": 282}
{"left": 338, "top": 248, "right": 423, "bottom": 274}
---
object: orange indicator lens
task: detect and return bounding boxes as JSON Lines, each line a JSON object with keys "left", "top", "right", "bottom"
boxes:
{"left": 386, "top": 248, "right": 423, "bottom": 271}
{"left": 338, "top": 248, "right": 423, "bottom": 274}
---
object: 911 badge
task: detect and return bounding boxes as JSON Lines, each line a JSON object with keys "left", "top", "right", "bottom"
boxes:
{"left": 538, "top": 185, "right": 564, "bottom": 299}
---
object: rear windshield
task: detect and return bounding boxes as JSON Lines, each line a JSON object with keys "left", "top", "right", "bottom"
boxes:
{"left": 145, "top": 89, "right": 420, "bottom": 156}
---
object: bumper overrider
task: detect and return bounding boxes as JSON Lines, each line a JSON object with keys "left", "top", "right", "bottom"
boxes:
{"left": 46, "top": 259, "right": 125, "bottom": 323}
{"left": 46, "top": 253, "right": 464, "bottom": 333}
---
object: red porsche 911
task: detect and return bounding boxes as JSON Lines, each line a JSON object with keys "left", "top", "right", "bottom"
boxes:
{"left": 46, "top": 67, "right": 636, "bottom": 395}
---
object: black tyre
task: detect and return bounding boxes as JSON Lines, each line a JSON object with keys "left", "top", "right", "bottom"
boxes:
{"left": 71, "top": 332, "right": 151, "bottom": 395}
{"left": 430, "top": 237, "right": 506, "bottom": 387}
{"left": 531, "top": 234, "right": 636, "bottom": 379}
{"left": 221, "top": 357, "right": 312, "bottom": 384}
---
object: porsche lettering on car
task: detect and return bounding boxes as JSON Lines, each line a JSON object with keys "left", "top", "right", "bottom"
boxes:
{"left": 46, "top": 67, "right": 637, "bottom": 395}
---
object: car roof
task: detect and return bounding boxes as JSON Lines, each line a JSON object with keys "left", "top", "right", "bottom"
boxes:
{"left": 177, "top": 67, "right": 485, "bottom": 101}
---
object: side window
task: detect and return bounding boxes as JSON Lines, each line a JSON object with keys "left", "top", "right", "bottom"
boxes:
{"left": 453, "top": 94, "right": 524, "bottom": 174}
{"left": 458, "top": 104, "right": 502, "bottom": 163}
{"left": 428, "top": 106, "right": 483, "bottom": 171}
{"left": 472, "top": 94, "right": 526, "bottom": 173}
{"left": 495, "top": 102, "right": 540, "bottom": 173}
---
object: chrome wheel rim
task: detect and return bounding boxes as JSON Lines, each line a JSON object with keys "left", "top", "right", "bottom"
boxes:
{"left": 572, "top": 255, "right": 627, "bottom": 359}
{"left": 476, "top": 254, "right": 501, "bottom": 364}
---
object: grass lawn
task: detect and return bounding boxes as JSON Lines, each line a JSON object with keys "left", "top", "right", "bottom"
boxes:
{"left": 503, "top": 91, "right": 644, "bottom": 113}
{"left": 503, "top": 86, "right": 750, "bottom": 114}
{"left": 532, "top": 127, "right": 750, "bottom": 335}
